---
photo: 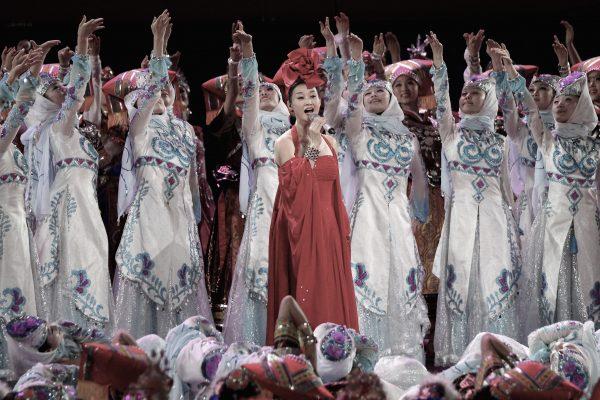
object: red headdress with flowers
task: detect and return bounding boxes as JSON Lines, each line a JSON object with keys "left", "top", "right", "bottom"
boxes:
{"left": 273, "top": 47, "right": 326, "bottom": 97}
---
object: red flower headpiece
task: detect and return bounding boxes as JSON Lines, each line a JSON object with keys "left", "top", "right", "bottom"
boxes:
{"left": 273, "top": 48, "right": 326, "bottom": 94}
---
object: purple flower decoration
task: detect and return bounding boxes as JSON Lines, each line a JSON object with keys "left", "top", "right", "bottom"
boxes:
{"left": 590, "top": 281, "right": 600, "bottom": 306}
{"left": 320, "top": 325, "right": 353, "bottom": 362}
{"left": 560, "top": 357, "right": 588, "bottom": 390}
{"left": 446, "top": 264, "right": 456, "bottom": 290}
{"left": 6, "top": 315, "right": 45, "bottom": 338}
{"left": 353, "top": 263, "right": 369, "bottom": 288}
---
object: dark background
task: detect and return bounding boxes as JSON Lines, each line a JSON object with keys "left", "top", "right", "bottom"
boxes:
{"left": 2, "top": 0, "right": 599, "bottom": 127}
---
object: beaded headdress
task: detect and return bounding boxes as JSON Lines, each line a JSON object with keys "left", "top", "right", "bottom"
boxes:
{"left": 6, "top": 315, "right": 48, "bottom": 349}
{"left": 557, "top": 71, "right": 585, "bottom": 97}
{"left": 463, "top": 76, "right": 494, "bottom": 94}
{"left": 530, "top": 74, "right": 560, "bottom": 92}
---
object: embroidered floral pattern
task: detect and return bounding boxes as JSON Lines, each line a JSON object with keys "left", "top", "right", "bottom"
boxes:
{"left": 79, "top": 136, "right": 99, "bottom": 161}
{"left": 587, "top": 281, "right": 600, "bottom": 323}
{"left": 320, "top": 325, "right": 353, "bottom": 361}
{"left": 69, "top": 269, "right": 108, "bottom": 322}
{"left": 552, "top": 136, "right": 598, "bottom": 178}
{"left": 0, "top": 287, "right": 27, "bottom": 318}
{"left": 557, "top": 349, "right": 589, "bottom": 391}
{"left": 457, "top": 130, "right": 504, "bottom": 168}
{"left": 39, "top": 191, "right": 65, "bottom": 285}
{"left": 444, "top": 264, "right": 464, "bottom": 316}
{"left": 0, "top": 206, "right": 11, "bottom": 259}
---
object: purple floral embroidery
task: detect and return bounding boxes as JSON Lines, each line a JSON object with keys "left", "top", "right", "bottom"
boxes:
{"left": 177, "top": 264, "right": 189, "bottom": 287}
{"left": 138, "top": 253, "right": 155, "bottom": 277}
{"left": 406, "top": 268, "right": 418, "bottom": 293}
{"left": 320, "top": 325, "right": 353, "bottom": 361}
{"left": 72, "top": 270, "right": 91, "bottom": 294}
{"left": 559, "top": 352, "right": 589, "bottom": 390}
{"left": 590, "top": 282, "right": 600, "bottom": 306}
{"left": 446, "top": 264, "right": 456, "bottom": 290}
{"left": 353, "top": 263, "right": 369, "bottom": 288}
{"left": 1, "top": 287, "right": 26, "bottom": 314}
{"left": 496, "top": 269, "right": 511, "bottom": 294}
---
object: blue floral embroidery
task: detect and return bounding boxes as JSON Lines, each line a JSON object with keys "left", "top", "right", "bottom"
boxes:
{"left": 366, "top": 127, "right": 413, "bottom": 166}
{"left": 249, "top": 194, "right": 264, "bottom": 237}
{"left": 148, "top": 117, "right": 194, "bottom": 168}
{"left": 163, "top": 172, "right": 180, "bottom": 203}
{"left": 68, "top": 269, "right": 107, "bottom": 323}
{"left": 445, "top": 264, "right": 464, "bottom": 316}
{"left": 116, "top": 180, "right": 168, "bottom": 304}
{"left": 0, "top": 206, "right": 11, "bottom": 259}
{"left": 539, "top": 273, "right": 553, "bottom": 325}
{"left": 39, "top": 191, "right": 65, "bottom": 285}
{"left": 552, "top": 136, "right": 598, "bottom": 178}
{"left": 13, "top": 148, "right": 28, "bottom": 175}
{"left": 526, "top": 135, "right": 538, "bottom": 160}
{"left": 0, "top": 287, "right": 26, "bottom": 318}
{"left": 79, "top": 136, "right": 99, "bottom": 161}
{"left": 352, "top": 262, "right": 385, "bottom": 314}
{"left": 457, "top": 130, "right": 504, "bottom": 168}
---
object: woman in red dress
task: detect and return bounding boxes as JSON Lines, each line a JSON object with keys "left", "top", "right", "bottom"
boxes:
{"left": 266, "top": 63, "right": 359, "bottom": 343}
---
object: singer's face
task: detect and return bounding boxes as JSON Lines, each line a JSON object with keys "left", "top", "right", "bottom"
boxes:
{"left": 364, "top": 86, "right": 390, "bottom": 114}
{"left": 288, "top": 84, "right": 321, "bottom": 123}
{"left": 259, "top": 85, "right": 279, "bottom": 112}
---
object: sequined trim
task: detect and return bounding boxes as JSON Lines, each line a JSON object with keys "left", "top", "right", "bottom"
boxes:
{"left": 55, "top": 158, "right": 98, "bottom": 172}
{"left": 448, "top": 160, "right": 501, "bottom": 177}
{"left": 134, "top": 155, "right": 188, "bottom": 176}
{"left": 0, "top": 172, "right": 27, "bottom": 185}
{"left": 355, "top": 159, "right": 411, "bottom": 176}
{"left": 251, "top": 157, "right": 277, "bottom": 169}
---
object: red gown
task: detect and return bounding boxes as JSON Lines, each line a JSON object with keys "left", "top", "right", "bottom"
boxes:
{"left": 266, "top": 126, "right": 359, "bottom": 344}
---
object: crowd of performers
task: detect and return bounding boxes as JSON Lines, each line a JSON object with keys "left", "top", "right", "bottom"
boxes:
{"left": 0, "top": 8, "right": 600, "bottom": 399}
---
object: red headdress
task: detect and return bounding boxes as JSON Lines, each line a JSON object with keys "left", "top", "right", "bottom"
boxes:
{"left": 201, "top": 74, "right": 230, "bottom": 125}
{"left": 573, "top": 56, "right": 600, "bottom": 74}
{"left": 272, "top": 47, "right": 326, "bottom": 96}
{"left": 40, "top": 63, "right": 96, "bottom": 113}
{"left": 101, "top": 68, "right": 177, "bottom": 127}
{"left": 242, "top": 354, "right": 333, "bottom": 399}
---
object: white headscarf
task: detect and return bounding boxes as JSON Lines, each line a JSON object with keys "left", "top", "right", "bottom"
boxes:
{"left": 554, "top": 72, "right": 598, "bottom": 138}
{"left": 314, "top": 323, "right": 356, "bottom": 384}
{"left": 363, "top": 80, "right": 407, "bottom": 135}
{"left": 21, "top": 92, "right": 61, "bottom": 220}
{"left": 458, "top": 77, "right": 498, "bottom": 132}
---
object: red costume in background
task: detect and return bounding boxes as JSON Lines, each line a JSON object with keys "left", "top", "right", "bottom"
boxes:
{"left": 266, "top": 127, "right": 359, "bottom": 343}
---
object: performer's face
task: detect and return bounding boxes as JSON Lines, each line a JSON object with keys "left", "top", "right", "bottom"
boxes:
{"left": 552, "top": 95, "right": 579, "bottom": 123}
{"left": 44, "top": 81, "right": 66, "bottom": 105}
{"left": 364, "top": 85, "right": 390, "bottom": 114}
{"left": 288, "top": 84, "right": 321, "bottom": 123}
{"left": 529, "top": 83, "right": 555, "bottom": 111}
{"left": 259, "top": 85, "right": 279, "bottom": 112}
{"left": 588, "top": 71, "right": 600, "bottom": 103}
{"left": 393, "top": 75, "right": 419, "bottom": 107}
{"left": 459, "top": 87, "right": 485, "bottom": 114}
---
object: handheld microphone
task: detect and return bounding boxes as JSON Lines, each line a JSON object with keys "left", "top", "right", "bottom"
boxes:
{"left": 308, "top": 114, "right": 336, "bottom": 135}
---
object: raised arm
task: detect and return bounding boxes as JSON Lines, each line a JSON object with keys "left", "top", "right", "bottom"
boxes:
{"left": 487, "top": 40, "right": 523, "bottom": 141}
{"left": 54, "top": 16, "right": 104, "bottom": 135}
{"left": 462, "top": 30, "right": 484, "bottom": 82}
{"left": 427, "top": 32, "right": 456, "bottom": 144}
{"left": 334, "top": 12, "right": 350, "bottom": 61}
{"left": 82, "top": 35, "right": 102, "bottom": 127}
{"left": 561, "top": 21, "right": 582, "bottom": 66}
{"left": 0, "top": 51, "right": 42, "bottom": 153}
{"left": 553, "top": 35, "right": 570, "bottom": 77}
{"left": 234, "top": 24, "right": 260, "bottom": 141}
{"left": 385, "top": 32, "right": 401, "bottom": 63}
{"left": 128, "top": 11, "right": 172, "bottom": 138}
{"left": 497, "top": 48, "right": 549, "bottom": 148}
{"left": 370, "top": 33, "right": 387, "bottom": 81}
{"left": 320, "top": 17, "right": 344, "bottom": 128}
{"left": 57, "top": 46, "right": 74, "bottom": 82}
{"left": 222, "top": 21, "right": 241, "bottom": 120}
{"left": 345, "top": 34, "right": 365, "bottom": 144}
